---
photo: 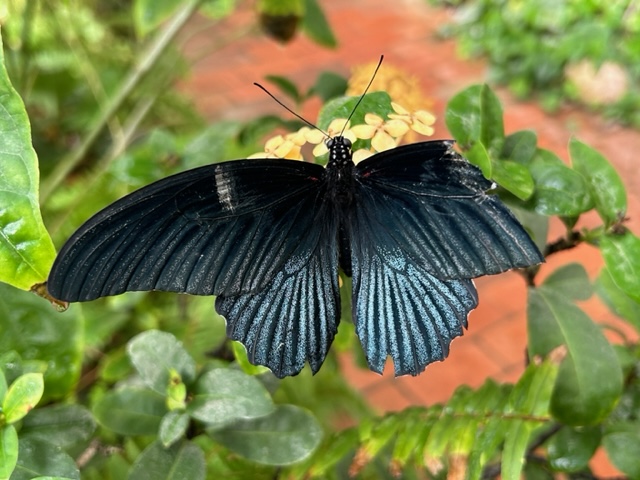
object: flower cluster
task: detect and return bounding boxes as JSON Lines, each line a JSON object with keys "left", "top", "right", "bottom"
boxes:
{"left": 248, "top": 102, "right": 436, "bottom": 163}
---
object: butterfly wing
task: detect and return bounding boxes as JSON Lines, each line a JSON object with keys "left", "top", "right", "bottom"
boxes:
{"left": 348, "top": 206, "right": 478, "bottom": 375}
{"left": 216, "top": 212, "right": 340, "bottom": 378}
{"left": 354, "top": 140, "right": 544, "bottom": 280}
{"left": 48, "top": 159, "right": 329, "bottom": 301}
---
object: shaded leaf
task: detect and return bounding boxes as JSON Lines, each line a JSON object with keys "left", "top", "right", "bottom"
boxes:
{"left": 2, "top": 373, "right": 43, "bottom": 424}
{"left": 127, "top": 330, "right": 196, "bottom": 395}
{"left": 301, "top": 0, "right": 337, "bottom": 48}
{"left": 212, "top": 405, "right": 322, "bottom": 465}
{"left": 603, "top": 423, "right": 640, "bottom": 479}
{"left": 547, "top": 426, "right": 601, "bottom": 472}
{"left": 127, "top": 440, "right": 205, "bottom": 480}
{"left": 601, "top": 233, "right": 640, "bottom": 304}
{"left": 159, "top": 411, "right": 190, "bottom": 448}
{"left": 0, "top": 34, "right": 56, "bottom": 290}
{"left": 595, "top": 267, "right": 640, "bottom": 333}
{"left": 542, "top": 263, "right": 592, "bottom": 301}
{"left": 20, "top": 404, "right": 96, "bottom": 450}
{"left": 464, "top": 141, "right": 492, "bottom": 178}
{"left": 309, "top": 71, "right": 348, "bottom": 102}
{"left": 570, "top": 138, "right": 626, "bottom": 225}
{"left": 0, "top": 425, "right": 18, "bottom": 480}
{"left": 502, "top": 130, "right": 537, "bottom": 165}
{"left": 11, "top": 438, "right": 79, "bottom": 480}
{"left": 93, "top": 387, "right": 166, "bottom": 436}
{"left": 265, "top": 75, "right": 302, "bottom": 104}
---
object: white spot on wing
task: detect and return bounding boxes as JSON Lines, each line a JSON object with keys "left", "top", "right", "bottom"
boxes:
{"left": 215, "top": 165, "right": 235, "bottom": 212}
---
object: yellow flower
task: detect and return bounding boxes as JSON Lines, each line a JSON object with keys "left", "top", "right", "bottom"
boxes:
{"left": 352, "top": 149, "right": 374, "bottom": 163}
{"left": 306, "top": 119, "right": 357, "bottom": 157}
{"left": 388, "top": 102, "right": 436, "bottom": 137}
{"left": 247, "top": 134, "right": 301, "bottom": 160}
{"left": 351, "top": 113, "right": 409, "bottom": 152}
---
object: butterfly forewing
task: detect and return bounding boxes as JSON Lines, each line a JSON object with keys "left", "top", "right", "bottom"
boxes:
{"left": 353, "top": 142, "right": 544, "bottom": 280}
{"left": 47, "top": 159, "right": 328, "bottom": 301}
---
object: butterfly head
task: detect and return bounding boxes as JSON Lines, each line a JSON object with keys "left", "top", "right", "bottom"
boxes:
{"left": 326, "top": 136, "right": 353, "bottom": 168}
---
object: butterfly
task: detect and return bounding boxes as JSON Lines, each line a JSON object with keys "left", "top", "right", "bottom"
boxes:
{"left": 47, "top": 137, "right": 544, "bottom": 378}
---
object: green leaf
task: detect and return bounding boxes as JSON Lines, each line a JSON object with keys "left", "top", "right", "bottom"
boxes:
{"left": 542, "top": 263, "right": 592, "bottom": 301}
{"left": 528, "top": 150, "right": 593, "bottom": 216}
{"left": 189, "top": 368, "right": 274, "bottom": 430}
{"left": 502, "top": 130, "right": 537, "bottom": 165}
{"left": 11, "top": 438, "right": 79, "bottom": 480}
{"left": 265, "top": 75, "right": 302, "bottom": 104}
{"left": 601, "top": 233, "right": 640, "bottom": 303}
{"left": 317, "top": 91, "right": 393, "bottom": 133}
{"left": 570, "top": 138, "right": 626, "bottom": 225}
{"left": 464, "top": 141, "right": 492, "bottom": 178}
{"left": 2, "top": 373, "right": 43, "bottom": 424}
{"left": 212, "top": 405, "right": 323, "bottom": 465}
{"left": 200, "top": 0, "right": 237, "bottom": 19}
{"left": 93, "top": 387, "right": 167, "bottom": 436}
{"left": 445, "top": 84, "right": 504, "bottom": 155}
{"left": 527, "top": 288, "right": 623, "bottom": 425}
{"left": 0, "top": 425, "right": 18, "bottom": 480}
{"left": 127, "top": 440, "right": 205, "bottom": 480}
{"left": 0, "top": 370, "right": 7, "bottom": 403}
{"left": 603, "top": 423, "right": 640, "bottom": 479}
{"left": 301, "top": 0, "right": 337, "bottom": 48}
{"left": 19, "top": 404, "right": 96, "bottom": 450}
{"left": 0, "top": 34, "right": 56, "bottom": 290}
{"left": 230, "top": 341, "right": 271, "bottom": 376}
{"left": 127, "top": 330, "right": 196, "bottom": 395}
{"left": 309, "top": 71, "right": 348, "bottom": 102}
{"left": 596, "top": 267, "right": 640, "bottom": 333}
{"left": 133, "top": 0, "right": 180, "bottom": 37}
{"left": 547, "top": 426, "right": 601, "bottom": 472}
{"left": 0, "top": 284, "right": 83, "bottom": 399}
{"left": 159, "top": 411, "right": 190, "bottom": 448}
{"left": 492, "top": 160, "right": 534, "bottom": 200}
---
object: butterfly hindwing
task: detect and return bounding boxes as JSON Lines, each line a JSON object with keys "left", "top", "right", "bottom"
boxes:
{"left": 47, "top": 160, "right": 328, "bottom": 302}
{"left": 348, "top": 204, "right": 479, "bottom": 375}
{"left": 354, "top": 141, "right": 544, "bottom": 280}
{"left": 216, "top": 205, "right": 340, "bottom": 378}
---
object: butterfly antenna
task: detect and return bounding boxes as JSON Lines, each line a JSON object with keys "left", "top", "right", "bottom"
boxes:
{"left": 254, "top": 83, "right": 330, "bottom": 139}
{"left": 340, "top": 54, "right": 384, "bottom": 137}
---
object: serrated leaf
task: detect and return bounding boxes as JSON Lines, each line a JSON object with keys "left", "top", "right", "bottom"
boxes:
{"left": 502, "top": 130, "right": 537, "bottom": 165}
{"left": 189, "top": 368, "right": 273, "bottom": 430}
{"left": 301, "top": 0, "right": 337, "bottom": 48}
{"left": 11, "top": 438, "right": 79, "bottom": 480}
{"left": 127, "top": 440, "right": 205, "bottom": 480}
{"left": 0, "top": 284, "right": 82, "bottom": 400}
{"left": 212, "top": 405, "right": 322, "bottom": 465}
{"left": 528, "top": 150, "right": 593, "bottom": 216}
{"left": 127, "top": 330, "right": 196, "bottom": 395}
{"left": 159, "top": 411, "right": 190, "bottom": 448}
{"left": 0, "top": 34, "right": 56, "bottom": 290}
{"left": 2, "top": 373, "right": 43, "bottom": 424}
{"left": 595, "top": 267, "right": 640, "bottom": 333}
{"left": 445, "top": 84, "right": 504, "bottom": 155}
{"left": 492, "top": 159, "right": 534, "bottom": 200}
{"left": 527, "top": 288, "right": 623, "bottom": 425}
{"left": 570, "top": 138, "right": 626, "bottom": 225}
{"left": 542, "top": 263, "right": 592, "bottom": 301}
{"left": 547, "top": 426, "right": 601, "bottom": 472}
{"left": 19, "top": 404, "right": 96, "bottom": 450}
{"left": 93, "top": 387, "right": 167, "bottom": 436}
{"left": 601, "top": 233, "right": 640, "bottom": 304}
{"left": 0, "top": 425, "right": 18, "bottom": 479}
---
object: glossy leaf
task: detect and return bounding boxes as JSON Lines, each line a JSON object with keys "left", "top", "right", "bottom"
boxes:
{"left": 601, "top": 233, "right": 640, "bottom": 303}
{"left": 0, "top": 34, "right": 56, "bottom": 290}
{"left": 502, "top": 130, "right": 537, "bottom": 165}
{"left": 93, "top": 387, "right": 166, "bottom": 436}
{"left": 445, "top": 84, "right": 504, "bottom": 155}
{"left": 0, "top": 425, "right": 18, "bottom": 480}
{"left": 492, "top": 159, "right": 534, "bottom": 200}
{"left": 2, "top": 373, "right": 43, "bottom": 424}
{"left": 542, "top": 263, "right": 592, "bottom": 301}
{"left": 317, "top": 92, "right": 393, "bottom": 134}
{"left": 19, "top": 404, "right": 96, "bottom": 450}
{"left": 127, "top": 440, "right": 205, "bottom": 480}
{"left": 603, "top": 423, "right": 640, "bottom": 478}
{"left": 528, "top": 150, "right": 593, "bottom": 216}
{"left": 127, "top": 330, "right": 196, "bottom": 395}
{"left": 464, "top": 141, "right": 492, "bottom": 178}
{"left": 212, "top": 405, "right": 323, "bottom": 465}
{"left": 159, "top": 411, "right": 190, "bottom": 448}
{"left": 570, "top": 138, "right": 626, "bottom": 225}
{"left": 527, "top": 287, "right": 622, "bottom": 425}
{"left": 188, "top": 368, "right": 274, "bottom": 430}
{"left": 547, "top": 426, "right": 601, "bottom": 472}
{"left": 0, "top": 284, "right": 82, "bottom": 399}
{"left": 11, "top": 438, "right": 79, "bottom": 480}
{"left": 596, "top": 267, "right": 640, "bottom": 333}
{"left": 301, "top": 0, "right": 337, "bottom": 48}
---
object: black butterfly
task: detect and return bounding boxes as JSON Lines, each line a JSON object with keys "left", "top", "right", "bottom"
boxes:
{"left": 47, "top": 138, "right": 543, "bottom": 378}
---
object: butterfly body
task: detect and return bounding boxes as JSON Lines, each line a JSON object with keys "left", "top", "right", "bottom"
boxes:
{"left": 48, "top": 139, "right": 543, "bottom": 378}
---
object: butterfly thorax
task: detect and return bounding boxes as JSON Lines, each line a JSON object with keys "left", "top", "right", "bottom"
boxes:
{"left": 325, "top": 136, "right": 356, "bottom": 208}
